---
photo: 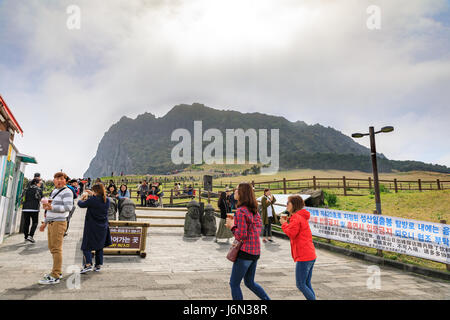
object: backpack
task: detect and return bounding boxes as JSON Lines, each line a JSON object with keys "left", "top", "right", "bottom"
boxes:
{"left": 119, "top": 198, "right": 136, "bottom": 221}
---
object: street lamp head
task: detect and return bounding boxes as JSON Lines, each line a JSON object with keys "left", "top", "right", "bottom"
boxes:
{"left": 380, "top": 126, "right": 394, "bottom": 133}
{"left": 352, "top": 133, "right": 365, "bottom": 138}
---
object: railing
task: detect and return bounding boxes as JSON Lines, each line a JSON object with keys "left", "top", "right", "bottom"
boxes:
{"left": 87, "top": 175, "right": 449, "bottom": 207}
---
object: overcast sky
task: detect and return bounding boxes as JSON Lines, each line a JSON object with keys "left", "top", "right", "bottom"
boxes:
{"left": 0, "top": 0, "right": 449, "bottom": 180}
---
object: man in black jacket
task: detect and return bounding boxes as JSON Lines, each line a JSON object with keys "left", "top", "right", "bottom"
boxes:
{"left": 22, "top": 179, "right": 43, "bottom": 243}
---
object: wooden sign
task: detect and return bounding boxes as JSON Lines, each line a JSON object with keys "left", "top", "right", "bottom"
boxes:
{"left": 102, "top": 221, "right": 150, "bottom": 258}
{"left": 109, "top": 226, "right": 142, "bottom": 249}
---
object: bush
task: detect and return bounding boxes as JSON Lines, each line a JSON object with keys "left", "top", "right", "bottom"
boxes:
{"left": 323, "top": 191, "right": 338, "bottom": 207}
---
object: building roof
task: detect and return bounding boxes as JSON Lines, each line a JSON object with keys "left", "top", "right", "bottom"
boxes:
{"left": 0, "top": 95, "right": 24, "bottom": 136}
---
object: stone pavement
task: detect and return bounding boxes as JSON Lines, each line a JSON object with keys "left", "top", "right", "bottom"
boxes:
{"left": 0, "top": 206, "right": 449, "bottom": 300}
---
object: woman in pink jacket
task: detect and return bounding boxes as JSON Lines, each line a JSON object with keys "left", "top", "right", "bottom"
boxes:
{"left": 280, "top": 195, "right": 317, "bottom": 300}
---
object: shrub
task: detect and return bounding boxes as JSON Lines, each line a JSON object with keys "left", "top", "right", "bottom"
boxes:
{"left": 323, "top": 190, "right": 338, "bottom": 207}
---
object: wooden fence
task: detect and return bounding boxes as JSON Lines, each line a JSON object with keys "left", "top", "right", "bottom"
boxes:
{"left": 104, "top": 176, "right": 449, "bottom": 208}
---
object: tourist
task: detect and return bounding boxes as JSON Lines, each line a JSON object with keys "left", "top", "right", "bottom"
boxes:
{"left": 139, "top": 181, "right": 149, "bottom": 206}
{"left": 118, "top": 184, "right": 130, "bottom": 200}
{"left": 77, "top": 183, "right": 112, "bottom": 273}
{"left": 65, "top": 179, "right": 79, "bottom": 237}
{"left": 225, "top": 183, "right": 270, "bottom": 300}
{"left": 22, "top": 179, "right": 43, "bottom": 243}
{"left": 261, "top": 188, "right": 278, "bottom": 243}
{"left": 229, "top": 187, "right": 237, "bottom": 211}
{"left": 27, "top": 173, "right": 45, "bottom": 192}
{"left": 79, "top": 178, "right": 86, "bottom": 194}
{"left": 107, "top": 184, "right": 118, "bottom": 198}
{"left": 136, "top": 181, "right": 142, "bottom": 202}
{"left": 280, "top": 195, "right": 317, "bottom": 300}
{"left": 38, "top": 172, "right": 74, "bottom": 285}
{"left": 215, "top": 191, "right": 233, "bottom": 243}
{"left": 154, "top": 183, "right": 164, "bottom": 207}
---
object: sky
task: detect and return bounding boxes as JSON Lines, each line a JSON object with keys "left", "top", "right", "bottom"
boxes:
{"left": 0, "top": 0, "right": 449, "bottom": 180}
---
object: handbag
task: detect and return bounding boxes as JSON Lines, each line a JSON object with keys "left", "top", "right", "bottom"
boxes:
{"left": 226, "top": 209, "right": 254, "bottom": 262}
{"left": 226, "top": 239, "right": 243, "bottom": 262}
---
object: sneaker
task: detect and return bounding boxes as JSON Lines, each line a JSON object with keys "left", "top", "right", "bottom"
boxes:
{"left": 80, "top": 265, "right": 93, "bottom": 274}
{"left": 27, "top": 236, "right": 36, "bottom": 243}
{"left": 268, "top": 239, "right": 274, "bottom": 243}
{"left": 44, "top": 273, "right": 63, "bottom": 279}
{"left": 94, "top": 265, "right": 102, "bottom": 272}
{"left": 38, "top": 274, "right": 60, "bottom": 285}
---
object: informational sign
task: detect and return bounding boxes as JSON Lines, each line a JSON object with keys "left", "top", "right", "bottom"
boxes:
{"left": 108, "top": 227, "right": 142, "bottom": 249}
{"left": 306, "top": 207, "right": 450, "bottom": 264}
{"left": 0, "top": 131, "right": 10, "bottom": 156}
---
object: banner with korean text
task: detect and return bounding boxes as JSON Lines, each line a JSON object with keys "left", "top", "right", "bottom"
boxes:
{"left": 305, "top": 207, "right": 450, "bottom": 264}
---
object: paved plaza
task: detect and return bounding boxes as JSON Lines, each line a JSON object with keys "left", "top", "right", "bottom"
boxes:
{"left": 0, "top": 207, "right": 449, "bottom": 300}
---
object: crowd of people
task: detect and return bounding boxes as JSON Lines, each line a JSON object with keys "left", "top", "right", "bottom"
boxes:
{"left": 20, "top": 173, "right": 318, "bottom": 300}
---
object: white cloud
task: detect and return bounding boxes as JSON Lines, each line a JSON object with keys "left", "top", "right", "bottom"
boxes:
{"left": 1, "top": 0, "right": 449, "bottom": 179}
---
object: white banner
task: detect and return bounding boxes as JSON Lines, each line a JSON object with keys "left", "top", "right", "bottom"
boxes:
{"left": 305, "top": 207, "right": 450, "bottom": 264}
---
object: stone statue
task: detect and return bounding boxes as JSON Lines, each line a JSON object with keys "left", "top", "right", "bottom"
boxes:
{"left": 119, "top": 198, "right": 136, "bottom": 221}
{"left": 184, "top": 201, "right": 202, "bottom": 238}
{"left": 201, "top": 204, "right": 217, "bottom": 236}
{"left": 107, "top": 197, "right": 117, "bottom": 221}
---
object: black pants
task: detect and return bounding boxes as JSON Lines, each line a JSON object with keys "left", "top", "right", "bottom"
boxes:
{"left": 263, "top": 217, "right": 274, "bottom": 237}
{"left": 23, "top": 211, "right": 39, "bottom": 238}
{"left": 141, "top": 195, "right": 147, "bottom": 207}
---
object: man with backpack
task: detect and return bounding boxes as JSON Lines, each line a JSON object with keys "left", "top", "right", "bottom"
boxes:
{"left": 38, "top": 172, "right": 74, "bottom": 285}
{"left": 22, "top": 179, "right": 44, "bottom": 243}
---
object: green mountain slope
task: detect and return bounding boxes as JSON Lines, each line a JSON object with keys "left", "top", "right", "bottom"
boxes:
{"left": 84, "top": 103, "right": 449, "bottom": 177}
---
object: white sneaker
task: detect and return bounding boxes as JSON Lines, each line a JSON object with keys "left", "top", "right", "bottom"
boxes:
{"left": 27, "top": 236, "right": 36, "bottom": 243}
{"left": 38, "top": 274, "right": 60, "bottom": 285}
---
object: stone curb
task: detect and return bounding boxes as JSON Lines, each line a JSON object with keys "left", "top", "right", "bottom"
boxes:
{"left": 271, "top": 230, "right": 450, "bottom": 282}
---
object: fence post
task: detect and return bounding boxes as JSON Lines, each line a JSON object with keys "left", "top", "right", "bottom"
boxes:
{"left": 368, "top": 177, "right": 372, "bottom": 190}
{"left": 199, "top": 188, "right": 201, "bottom": 203}
{"left": 313, "top": 176, "right": 316, "bottom": 190}
{"left": 283, "top": 178, "right": 287, "bottom": 194}
{"left": 208, "top": 191, "right": 211, "bottom": 204}
{"left": 394, "top": 179, "right": 398, "bottom": 193}
{"left": 437, "top": 179, "right": 441, "bottom": 190}
{"left": 418, "top": 179, "right": 422, "bottom": 192}
{"left": 170, "top": 189, "right": 173, "bottom": 205}
{"left": 252, "top": 180, "right": 255, "bottom": 189}
{"left": 343, "top": 176, "right": 347, "bottom": 196}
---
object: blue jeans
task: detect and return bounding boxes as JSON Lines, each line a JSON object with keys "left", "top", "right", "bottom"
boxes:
{"left": 83, "top": 249, "right": 104, "bottom": 266}
{"left": 296, "top": 260, "right": 316, "bottom": 300}
{"left": 229, "top": 258, "right": 270, "bottom": 300}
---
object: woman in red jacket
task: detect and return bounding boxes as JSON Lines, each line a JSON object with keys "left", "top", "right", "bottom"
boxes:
{"left": 280, "top": 195, "right": 317, "bottom": 300}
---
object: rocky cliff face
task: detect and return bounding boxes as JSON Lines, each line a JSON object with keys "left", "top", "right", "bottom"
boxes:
{"left": 84, "top": 103, "right": 450, "bottom": 178}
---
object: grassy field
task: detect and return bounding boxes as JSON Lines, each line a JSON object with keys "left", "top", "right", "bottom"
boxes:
{"left": 103, "top": 168, "right": 450, "bottom": 272}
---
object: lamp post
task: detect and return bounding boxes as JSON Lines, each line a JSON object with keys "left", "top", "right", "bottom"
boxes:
{"left": 352, "top": 126, "right": 394, "bottom": 215}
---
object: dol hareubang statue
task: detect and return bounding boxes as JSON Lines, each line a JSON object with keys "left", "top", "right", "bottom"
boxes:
{"left": 184, "top": 201, "right": 202, "bottom": 238}
{"left": 201, "top": 204, "right": 217, "bottom": 236}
